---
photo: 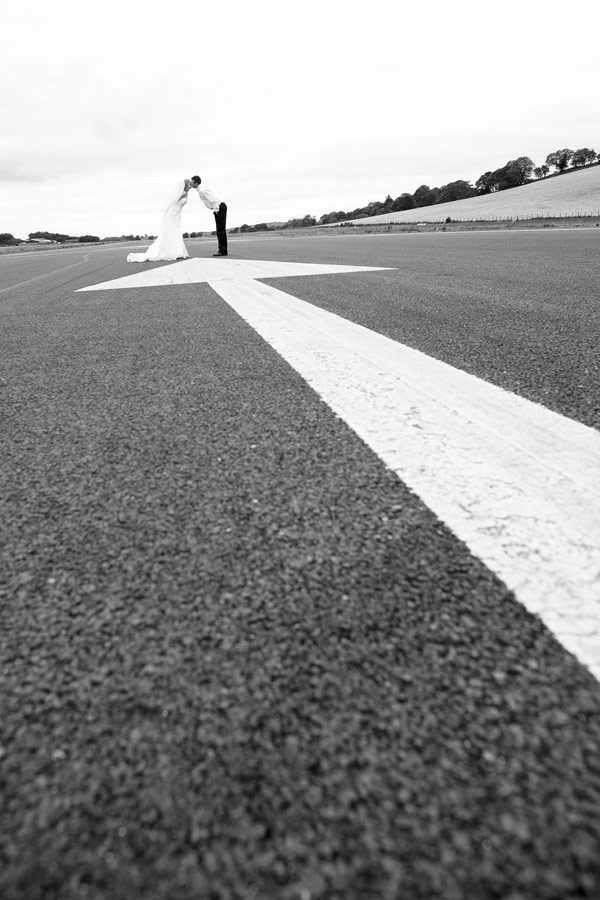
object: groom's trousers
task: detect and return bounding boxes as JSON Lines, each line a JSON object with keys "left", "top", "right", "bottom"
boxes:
{"left": 214, "top": 202, "right": 228, "bottom": 255}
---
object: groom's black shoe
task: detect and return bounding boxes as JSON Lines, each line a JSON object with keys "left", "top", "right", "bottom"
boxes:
{"left": 213, "top": 251, "right": 228, "bottom": 257}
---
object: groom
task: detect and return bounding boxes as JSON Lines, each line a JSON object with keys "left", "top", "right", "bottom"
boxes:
{"left": 190, "top": 175, "right": 228, "bottom": 257}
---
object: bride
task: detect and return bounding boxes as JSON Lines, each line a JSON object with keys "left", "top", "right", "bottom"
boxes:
{"left": 127, "top": 179, "right": 191, "bottom": 262}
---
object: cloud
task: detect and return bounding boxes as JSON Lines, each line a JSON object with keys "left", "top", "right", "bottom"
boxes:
{"left": 2, "top": 0, "right": 598, "bottom": 237}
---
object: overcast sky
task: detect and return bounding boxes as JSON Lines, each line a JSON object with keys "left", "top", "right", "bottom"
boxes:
{"left": 1, "top": 0, "right": 598, "bottom": 238}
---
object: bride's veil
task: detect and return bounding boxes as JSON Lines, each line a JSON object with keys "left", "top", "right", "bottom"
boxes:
{"left": 163, "top": 178, "right": 186, "bottom": 213}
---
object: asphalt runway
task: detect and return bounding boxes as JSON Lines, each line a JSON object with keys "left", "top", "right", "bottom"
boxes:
{"left": 1, "top": 231, "right": 599, "bottom": 899}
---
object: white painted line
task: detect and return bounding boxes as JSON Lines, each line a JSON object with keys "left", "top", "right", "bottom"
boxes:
{"left": 210, "top": 276, "right": 600, "bottom": 681}
{"left": 0, "top": 253, "right": 98, "bottom": 296}
{"left": 75, "top": 257, "right": 394, "bottom": 292}
{"left": 74, "top": 256, "right": 600, "bottom": 678}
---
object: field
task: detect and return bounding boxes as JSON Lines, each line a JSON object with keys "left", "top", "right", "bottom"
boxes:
{"left": 342, "top": 163, "right": 600, "bottom": 225}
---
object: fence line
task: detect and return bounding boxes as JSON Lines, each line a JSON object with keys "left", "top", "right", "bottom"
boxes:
{"left": 334, "top": 212, "right": 600, "bottom": 226}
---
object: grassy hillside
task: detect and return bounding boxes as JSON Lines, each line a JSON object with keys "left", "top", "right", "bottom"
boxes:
{"left": 346, "top": 165, "right": 600, "bottom": 225}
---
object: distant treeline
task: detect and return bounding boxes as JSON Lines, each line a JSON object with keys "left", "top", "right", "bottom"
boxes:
{"left": 0, "top": 230, "right": 106, "bottom": 246}
{"left": 235, "top": 146, "right": 599, "bottom": 232}
{"left": 0, "top": 230, "right": 210, "bottom": 246}
{"left": 230, "top": 216, "right": 317, "bottom": 234}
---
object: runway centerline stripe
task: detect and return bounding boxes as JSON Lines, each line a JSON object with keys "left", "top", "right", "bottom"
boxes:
{"left": 76, "top": 257, "right": 600, "bottom": 680}
{"left": 210, "top": 275, "right": 600, "bottom": 682}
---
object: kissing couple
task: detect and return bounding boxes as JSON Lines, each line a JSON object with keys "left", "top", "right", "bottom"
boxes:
{"left": 127, "top": 175, "right": 228, "bottom": 263}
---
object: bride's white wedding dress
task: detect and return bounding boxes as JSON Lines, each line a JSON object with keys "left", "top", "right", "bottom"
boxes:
{"left": 127, "top": 181, "right": 190, "bottom": 262}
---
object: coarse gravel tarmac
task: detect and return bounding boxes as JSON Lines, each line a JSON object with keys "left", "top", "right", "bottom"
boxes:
{"left": 1, "top": 231, "right": 599, "bottom": 900}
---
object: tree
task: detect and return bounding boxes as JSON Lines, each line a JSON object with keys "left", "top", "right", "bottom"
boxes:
{"left": 77, "top": 235, "right": 100, "bottom": 242}
{"left": 571, "top": 147, "right": 596, "bottom": 167}
{"left": 29, "top": 230, "right": 72, "bottom": 242}
{"left": 284, "top": 215, "right": 317, "bottom": 228}
{"left": 545, "top": 149, "right": 573, "bottom": 173}
{"left": 513, "top": 156, "right": 535, "bottom": 184}
{"left": 391, "top": 193, "right": 416, "bottom": 212}
{"left": 364, "top": 201, "right": 385, "bottom": 217}
{"left": 533, "top": 165, "right": 549, "bottom": 179}
{"left": 437, "top": 180, "right": 477, "bottom": 203}
{"left": 319, "top": 211, "right": 347, "bottom": 224}
{"left": 0, "top": 233, "right": 17, "bottom": 245}
{"left": 495, "top": 162, "right": 523, "bottom": 191}
{"left": 477, "top": 161, "right": 526, "bottom": 193}
{"left": 413, "top": 185, "right": 439, "bottom": 206}
{"left": 476, "top": 171, "right": 495, "bottom": 194}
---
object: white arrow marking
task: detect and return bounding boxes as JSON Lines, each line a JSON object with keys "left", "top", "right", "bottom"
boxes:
{"left": 75, "top": 257, "right": 394, "bottom": 291}
{"left": 77, "top": 258, "right": 600, "bottom": 680}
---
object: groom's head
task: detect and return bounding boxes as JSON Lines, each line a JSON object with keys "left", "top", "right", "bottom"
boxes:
{"left": 191, "top": 175, "right": 201, "bottom": 186}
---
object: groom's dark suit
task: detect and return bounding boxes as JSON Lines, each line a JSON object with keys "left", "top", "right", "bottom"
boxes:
{"left": 196, "top": 184, "right": 227, "bottom": 255}
{"left": 213, "top": 202, "right": 228, "bottom": 256}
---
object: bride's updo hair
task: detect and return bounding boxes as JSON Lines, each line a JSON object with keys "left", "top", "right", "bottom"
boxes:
{"left": 191, "top": 175, "right": 201, "bottom": 185}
